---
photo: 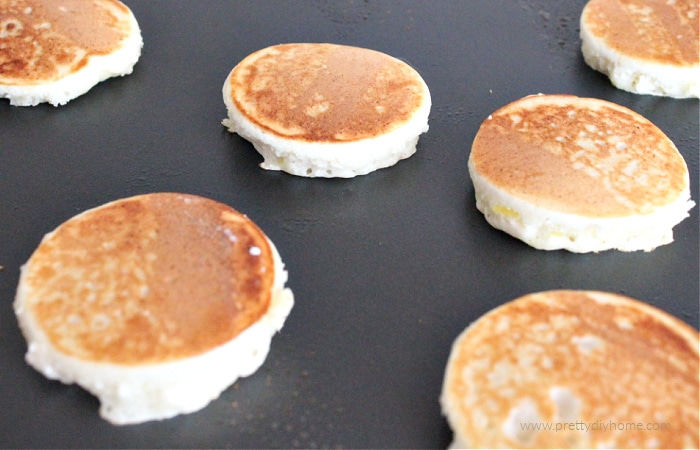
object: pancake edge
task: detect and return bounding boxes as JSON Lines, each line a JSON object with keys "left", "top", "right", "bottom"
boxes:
{"left": 468, "top": 154, "right": 695, "bottom": 252}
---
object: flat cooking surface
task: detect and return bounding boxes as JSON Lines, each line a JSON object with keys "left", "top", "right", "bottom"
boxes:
{"left": 0, "top": 1, "right": 697, "bottom": 448}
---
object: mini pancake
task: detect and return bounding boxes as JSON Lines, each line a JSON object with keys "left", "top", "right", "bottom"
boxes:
{"left": 222, "top": 43, "right": 431, "bottom": 178}
{"left": 580, "top": 0, "right": 699, "bottom": 98}
{"left": 13, "top": 193, "right": 294, "bottom": 425}
{"left": 441, "top": 290, "right": 700, "bottom": 449}
{"left": 468, "top": 94, "right": 695, "bottom": 252}
{"left": 0, "top": 0, "right": 143, "bottom": 106}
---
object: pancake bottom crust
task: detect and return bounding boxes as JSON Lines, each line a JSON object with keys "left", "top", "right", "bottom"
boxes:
{"left": 14, "top": 193, "right": 294, "bottom": 424}
{"left": 222, "top": 43, "right": 431, "bottom": 178}
{"left": 580, "top": 0, "right": 699, "bottom": 98}
{"left": 468, "top": 94, "right": 695, "bottom": 253}
{"left": 440, "top": 290, "right": 700, "bottom": 449}
{"left": 0, "top": 0, "right": 143, "bottom": 106}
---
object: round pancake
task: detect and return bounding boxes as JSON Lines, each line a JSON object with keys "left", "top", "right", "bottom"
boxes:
{"left": 441, "top": 290, "right": 700, "bottom": 449}
{"left": 0, "top": 0, "right": 143, "bottom": 106}
{"left": 227, "top": 42, "right": 427, "bottom": 142}
{"left": 468, "top": 94, "right": 695, "bottom": 252}
{"left": 14, "top": 193, "right": 294, "bottom": 424}
{"left": 580, "top": 0, "right": 699, "bottom": 98}
{"left": 222, "top": 43, "right": 431, "bottom": 177}
{"left": 17, "top": 193, "right": 277, "bottom": 363}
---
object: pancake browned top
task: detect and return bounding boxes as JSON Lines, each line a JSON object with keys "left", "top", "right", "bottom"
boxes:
{"left": 0, "top": 0, "right": 135, "bottom": 85}
{"left": 582, "top": 0, "right": 699, "bottom": 68}
{"left": 469, "top": 94, "right": 690, "bottom": 217}
{"left": 225, "top": 43, "right": 429, "bottom": 143}
{"left": 442, "top": 290, "right": 700, "bottom": 449}
{"left": 20, "top": 193, "right": 274, "bottom": 365}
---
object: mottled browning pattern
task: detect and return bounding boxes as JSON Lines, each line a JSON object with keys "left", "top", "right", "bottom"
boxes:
{"left": 444, "top": 290, "right": 700, "bottom": 449}
{"left": 228, "top": 43, "right": 427, "bottom": 142}
{"left": 583, "top": 0, "right": 699, "bottom": 66}
{"left": 470, "top": 95, "right": 689, "bottom": 217}
{"left": 0, "top": 0, "right": 132, "bottom": 83}
{"left": 23, "top": 193, "right": 274, "bottom": 365}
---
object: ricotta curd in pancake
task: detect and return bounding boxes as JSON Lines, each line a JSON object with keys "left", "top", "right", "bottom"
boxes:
{"left": 440, "top": 290, "right": 700, "bottom": 449}
{"left": 468, "top": 94, "right": 695, "bottom": 252}
{"left": 0, "top": 0, "right": 143, "bottom": 106}
{"left": 14, "top": 193, "right": 294, "bottom": 425}
{"left": 222, "top": 43, "right": 431, "bottom": 177}
{"left": 580, "top": 0, "right": 699, "bottom": 98}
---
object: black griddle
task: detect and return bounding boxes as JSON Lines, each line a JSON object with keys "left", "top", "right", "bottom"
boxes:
{"left": 0, "top": 1, "right": 697, "bottom": 448}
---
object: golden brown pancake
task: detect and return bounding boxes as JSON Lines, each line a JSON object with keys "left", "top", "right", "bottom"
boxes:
{"left": 468, "top": 94, "right": 694, "bottom": 252}
{"left": 441, "top": 290, "right": 700, "bottom": 449}
{"left": 15, "top": 193, "right": 294, "bottom": 424}
{"left": 0, "top": 0, "right": 130, "bottom": 82}
{"left": 19, "top": 192, "right": 274, "bottom": 365}
{"left": 582, "top": 0, "right": 698, "bottom": 68}
{"left": 471, "top": 94, "right": 688, "bottom": 217}
{"left": 580, "top": 0, "right": 699, "bottom": 98}
{"left": 226, "top": 43, "right": 428, "bottom": 143}
{"left": 0, "top": 0, "right": 142, "bottom": 105}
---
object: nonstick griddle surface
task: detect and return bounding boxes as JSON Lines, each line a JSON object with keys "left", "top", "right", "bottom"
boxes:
{"left": 1, "top": 1, "right": 697, "bottom": 448}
